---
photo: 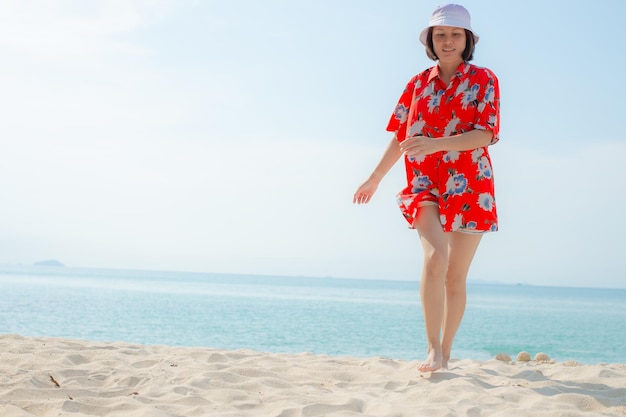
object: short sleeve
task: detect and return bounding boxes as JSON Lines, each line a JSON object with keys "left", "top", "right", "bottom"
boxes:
{"left": 386, "top": 77, "right": 417, "bottom": 142}
{"left": 474, "top": 69, "right": 500, "bottom": 145}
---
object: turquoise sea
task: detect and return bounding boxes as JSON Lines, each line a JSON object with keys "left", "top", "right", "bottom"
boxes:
{"left": 1, "top": 265, "right": 625, "bottom": 365}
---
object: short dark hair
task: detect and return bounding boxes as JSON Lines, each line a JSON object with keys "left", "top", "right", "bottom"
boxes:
{"left": 425, "top": 28, "right": 475, "bottom": 62}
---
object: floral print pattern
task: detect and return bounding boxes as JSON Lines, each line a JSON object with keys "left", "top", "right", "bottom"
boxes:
{"left": 387, "top": 62, "right": 500, "bottom": 232}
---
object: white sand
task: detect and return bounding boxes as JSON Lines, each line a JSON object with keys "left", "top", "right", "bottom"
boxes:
{"left": 1, "top": 334, "right": 625, "bottom": 417}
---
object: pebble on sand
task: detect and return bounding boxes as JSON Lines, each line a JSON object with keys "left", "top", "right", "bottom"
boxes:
{"left": 534, "top": 352, "right": 551, "bottom": 362}
{"left": 495, "top": 353, "right": 512, "bottom": 362}
{"left": 517, "top": 351, "right": 531, "bottom": 362}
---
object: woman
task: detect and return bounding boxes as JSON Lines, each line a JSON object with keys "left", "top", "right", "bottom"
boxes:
{"left": 353, "top": 4, "right": 500, "bottom": 372}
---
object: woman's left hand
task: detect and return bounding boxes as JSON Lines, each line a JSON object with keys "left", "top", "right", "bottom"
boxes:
{"left": 399, "top": 136, "right": 441, "bottom": 158}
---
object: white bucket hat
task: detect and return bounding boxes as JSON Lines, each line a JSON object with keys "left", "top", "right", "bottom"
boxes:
{"left": 419, "top": 4, "right": 479, "bottom": 46}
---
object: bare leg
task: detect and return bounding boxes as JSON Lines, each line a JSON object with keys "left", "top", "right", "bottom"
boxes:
{"left": 413, "top": 206, "right": 448, "bottom": 372}
{"left": 441, "top": 232, "right": 482, "bottom": 368}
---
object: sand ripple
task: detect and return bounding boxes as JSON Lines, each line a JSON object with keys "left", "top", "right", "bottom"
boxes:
{"left": 1, "top": 334, "right": 625, "bottom": 417}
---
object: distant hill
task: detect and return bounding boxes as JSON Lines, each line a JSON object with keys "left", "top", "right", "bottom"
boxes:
{"left": 33, "top": 259, "right": 65, "bottom": 267}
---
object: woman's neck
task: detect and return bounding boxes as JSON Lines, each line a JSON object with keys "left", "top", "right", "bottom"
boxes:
{"left": 437, "top": 59, "right": 463, "bottom": 86}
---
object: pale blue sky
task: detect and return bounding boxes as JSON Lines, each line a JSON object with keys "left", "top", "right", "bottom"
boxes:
{"left": 0, "top": 0, "right": 624, "bottom": 288}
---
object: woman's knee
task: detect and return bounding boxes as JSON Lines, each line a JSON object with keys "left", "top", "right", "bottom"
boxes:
{"left": 422, "top": 248, "right": 448, "bottom": 278}
{"left": 445, "top": 274, "right": 467, "bottom": 295}
{"left": 445, "top": 264, "right": 471, "bottom": 294}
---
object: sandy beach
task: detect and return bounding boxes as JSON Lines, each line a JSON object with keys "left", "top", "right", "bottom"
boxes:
{"left": 1, "top": 334, "right": 625, "bottom": 417}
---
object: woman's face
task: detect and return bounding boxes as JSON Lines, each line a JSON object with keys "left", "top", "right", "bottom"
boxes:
{"left": 431, "top": 26, "right": 466, "bottom": 63}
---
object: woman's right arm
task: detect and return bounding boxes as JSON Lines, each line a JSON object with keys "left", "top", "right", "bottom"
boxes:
{"left": 353, "top": 136, "right": 403, "bottom": 204}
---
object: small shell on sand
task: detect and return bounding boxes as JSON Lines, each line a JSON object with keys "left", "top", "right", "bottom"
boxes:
{"left": 495, "top": 353, "right": 512, "bottom": 362}
{"left": 534, "top": 352, "right": 551, "bottom": 362}
{"left": 517, "top": 351, "right": 531, "bottom": 362}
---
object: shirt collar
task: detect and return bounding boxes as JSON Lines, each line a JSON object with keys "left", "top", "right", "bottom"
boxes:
{"left": 427, "top": 61, "right": 470, "bottom": 84}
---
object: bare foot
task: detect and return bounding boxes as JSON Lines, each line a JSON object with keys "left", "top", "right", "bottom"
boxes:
{"left": 442, "top": 348, "right": 451, "bottom": 370}
{"left": 418, "top": 348, "right": 444, "bottom": 372}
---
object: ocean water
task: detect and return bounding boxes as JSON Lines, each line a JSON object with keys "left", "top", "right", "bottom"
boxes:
{"left": 1, "top": 265, "right": 625, "bottom": 365}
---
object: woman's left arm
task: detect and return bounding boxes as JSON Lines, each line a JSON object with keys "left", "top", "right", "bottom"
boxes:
{"left": 399, "top": 129, "right": 493, "bottom": 157}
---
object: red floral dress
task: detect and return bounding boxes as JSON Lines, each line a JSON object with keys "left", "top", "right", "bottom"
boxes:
{"left": 387, "top": 62, "right": 500, "bottom": 233}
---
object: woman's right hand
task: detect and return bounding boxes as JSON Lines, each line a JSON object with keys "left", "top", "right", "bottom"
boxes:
{"left": 353, "top": 179, "right": 379, "bottom": 204}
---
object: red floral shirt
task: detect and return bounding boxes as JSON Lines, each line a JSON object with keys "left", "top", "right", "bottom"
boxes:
{"left": 387, "top": 61, "right": 500, "bottom": 232}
